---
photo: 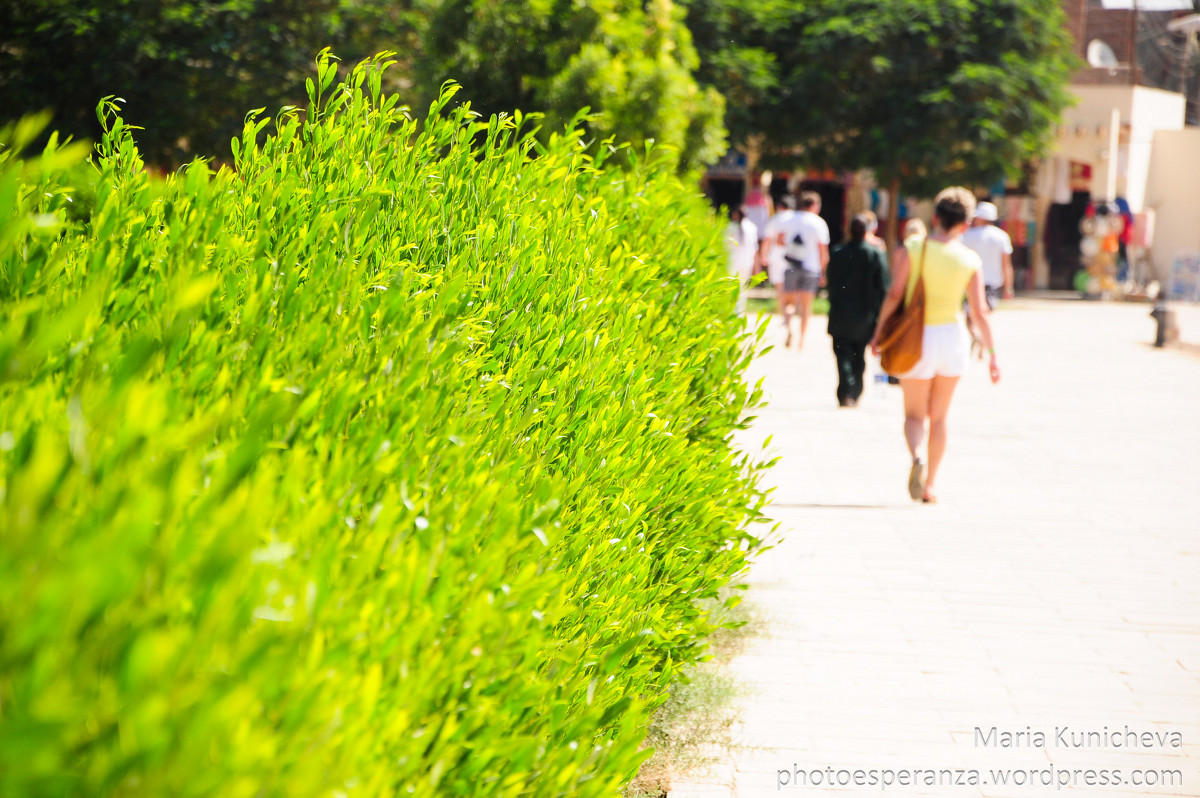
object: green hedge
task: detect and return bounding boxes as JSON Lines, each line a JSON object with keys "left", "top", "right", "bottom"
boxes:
{"left": 0, "top": 53, "right": 768, "bottom": 797}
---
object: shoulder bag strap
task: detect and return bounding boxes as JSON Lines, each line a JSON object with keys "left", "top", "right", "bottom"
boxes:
{"left": 906, "top": 239, "right": 927, "bottom": 306}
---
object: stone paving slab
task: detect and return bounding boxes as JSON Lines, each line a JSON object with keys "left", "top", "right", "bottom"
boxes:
{"left": 670, "top": 300, "right": 1200, "bottom": 798}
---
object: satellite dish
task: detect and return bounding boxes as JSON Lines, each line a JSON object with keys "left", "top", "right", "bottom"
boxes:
{"left": 1087, "top": 40, "right": 1120, "bottom": 68}
{"left": 1166, "top": 14, "right": 1200, "bottom": 34}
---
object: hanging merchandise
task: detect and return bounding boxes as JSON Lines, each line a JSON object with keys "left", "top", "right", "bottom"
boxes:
{"left": 1078, "top": 201, "right": 1124, "bottom": 298}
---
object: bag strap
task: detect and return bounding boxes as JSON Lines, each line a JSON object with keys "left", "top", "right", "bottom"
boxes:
{"left": 915, "top": 240, "right": 926, "bottom": 293}
{"left": 905, "top": 239, "right": 927, "bottom": 306}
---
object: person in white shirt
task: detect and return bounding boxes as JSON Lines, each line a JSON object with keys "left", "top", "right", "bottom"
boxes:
{"left": 743, "top": 185, "right": 771, "bottom": 277}
{"left": 774, "top": 191, "right": 830, "bottom": 349}
{"left": 761, "top": 194, "right": 797, "bottom": 333}
{"left": 724, "top": 206, "right": 758, "bottom": 313}
{"left": 960, "top": 201, "right": 1013, "bottom": 309}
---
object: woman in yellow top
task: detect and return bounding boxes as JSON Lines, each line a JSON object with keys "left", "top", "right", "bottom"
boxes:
{"left": 870, "top": 188, "right": 1001, "bottom": 503}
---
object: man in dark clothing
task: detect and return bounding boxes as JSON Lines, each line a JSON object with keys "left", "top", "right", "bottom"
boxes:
{"left": 826, "top": 214, "right": 890, "bottom": 406}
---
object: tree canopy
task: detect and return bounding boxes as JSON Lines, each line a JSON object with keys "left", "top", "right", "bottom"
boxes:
{"left": 2, "top": 0, "right": 1075, "bottom": 190}
{"left": 684, "top": 0, "right": 1079, "bottom": 197}
{"left": 1, "top": 0, "right": 724, "bottom": 174}
{"left": 796, "top": 0, "right": 1078, "bottom": 197}
{"left": 0, "top": 0, "right": 368, "bottom": 165}
{"left": 414, "top": 0, "right": 727, "bottom": 174}
{"left": 681, "top": 0, "right": 796, "bottom": 150}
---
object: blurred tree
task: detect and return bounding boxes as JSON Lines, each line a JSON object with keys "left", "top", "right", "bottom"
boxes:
{"left": 1, "top": 0, "right": 1073, "bottom": 191}
{"left": 1, "top": 0, "right": 724, "bottom": 174}
{"left": 0, "top": 0, "right": 414, "bottom": 166}
{"left": 682, "top": 0, "right": 1077, "bottom": 240}
{"left": 795, "top": 0, "right": 1076, "bottom": 193}
{"left": 678, "top": 0, "right": 792, "bottom": 150}
{"left": 414, "top": 0, "right": 727, "bottom": 174}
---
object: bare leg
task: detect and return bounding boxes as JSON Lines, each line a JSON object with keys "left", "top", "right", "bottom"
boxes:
{"left": 775, "top": 284, "right": 790, "bottom": 345}
{"left": 900, "top": 377, "right": 932, "bottom": 500}
{"left": 780, "top": 290, "right": 800, "bottom": 346}
{"left": 900, "top": 378, "right": 932, "bottom": 460}
{"left": 797, "top": 290, "right": 816, "bottom": 349}
{"left": 924, "top": 375, "right": 960, "bottom": 498}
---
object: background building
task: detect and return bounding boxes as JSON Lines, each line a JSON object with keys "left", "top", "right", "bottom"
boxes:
{"left": 1037, "top": 0, "right": 1200, "bottom": 292}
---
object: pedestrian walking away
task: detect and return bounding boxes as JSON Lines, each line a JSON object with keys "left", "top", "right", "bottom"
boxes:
{"left": 961, "top": 200, "right": 1014, "bottom": 309}
{"left": 762, "top": 194, "right": 799, "bottom": 341}
{"left": 827, "top": 214, "right": 890, "bottom": 407}
{"left": 743, "top": 181, "right": 772, "bottom": 280}
{"left": 775, "top": 190, "right": 830, "bottom": 350}
{"left": 881, "top": 218, "right": 928, "bottom": 386}
{"left": 900, "top": 217, "right": 927, "bottom": 250}
{"left": 869, "top": 187, "right": 1001, "bottom": 504}
{"left": 860, "top": 210, "right": 886, "bottom": 251}
{"left": 724, "top": 206, "right": 758, "bottom": 314}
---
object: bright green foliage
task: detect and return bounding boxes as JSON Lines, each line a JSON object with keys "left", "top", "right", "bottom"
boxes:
{"left": 0, "top": 53, "right": 768, "bottom": 796}
{"left": 416, "top": 0, "right": 727, "bottom": 175}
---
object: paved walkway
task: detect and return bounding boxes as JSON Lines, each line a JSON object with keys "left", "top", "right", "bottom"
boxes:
{"left": 673, "top": 299, "right": 1200, "bottom": 797}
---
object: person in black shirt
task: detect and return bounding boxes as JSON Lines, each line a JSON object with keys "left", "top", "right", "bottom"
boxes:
{"left": 826, "top": 214, "right": 890, "bottom": 407}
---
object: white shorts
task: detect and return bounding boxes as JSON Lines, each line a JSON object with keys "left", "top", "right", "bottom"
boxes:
{"left": 895, "top": 322, "right": 971, "bottom": 380}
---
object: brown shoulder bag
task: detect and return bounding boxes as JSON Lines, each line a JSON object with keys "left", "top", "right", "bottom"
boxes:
{"left": 878, "top": 240, "right": 926, "bottom": 375}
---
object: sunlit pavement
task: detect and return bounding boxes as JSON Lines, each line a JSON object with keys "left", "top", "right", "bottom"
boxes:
{"left": 671, "top": 299, "right": 1200, "bottom": 797}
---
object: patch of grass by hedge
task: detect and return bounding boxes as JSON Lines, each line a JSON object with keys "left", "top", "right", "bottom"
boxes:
{"left": 626, "top": 590, "right": 766, "bottom": 797}
{"left": 0, "top": 53, "right": 769, "bottom": 796}
{"left": 744, "top": 295, "right": 829, "bottom": 317}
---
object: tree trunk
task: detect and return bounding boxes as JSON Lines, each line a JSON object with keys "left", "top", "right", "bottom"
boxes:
{"left": 885, "top": 176, "right": 902, "bottom": 253}
{"left": 744, "top": 134, "right": 763, "bottom": 197}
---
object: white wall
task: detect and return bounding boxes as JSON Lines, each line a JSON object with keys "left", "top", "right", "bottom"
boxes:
{"left": 1127, "top": 87, "right": 1187, "bottom": 212}
{"left": 1056, "top": 86, "right": 1130, "bottom": 204}
{"left": 1144, "top": 128, "right": 1200, "bottom": 283}
{"left": 1054, "top": 85, "right": 1185, "bottom": 210}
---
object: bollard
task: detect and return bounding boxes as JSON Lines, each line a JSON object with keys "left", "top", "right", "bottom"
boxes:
{"left": 1150, "top": 300, "right": 1176, "bottom": 347}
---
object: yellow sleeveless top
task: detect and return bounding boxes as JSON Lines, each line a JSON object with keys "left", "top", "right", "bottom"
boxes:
{"left": 904, "top": 237, "right": 981, "bottom": 326}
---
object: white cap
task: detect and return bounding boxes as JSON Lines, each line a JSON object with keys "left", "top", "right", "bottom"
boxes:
{"left": 975, "top": 201, "right": 999, "bottom": 222}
